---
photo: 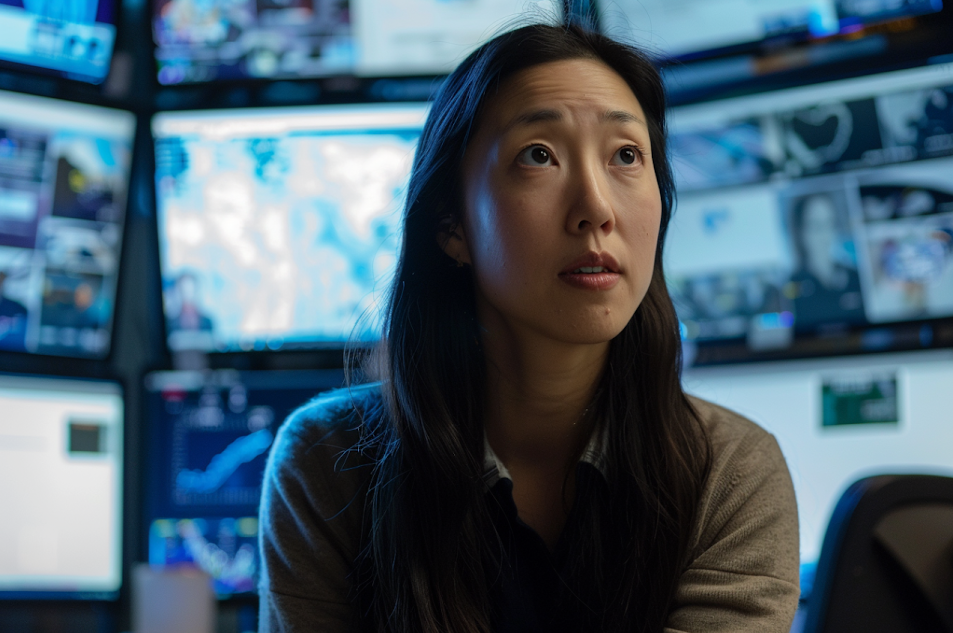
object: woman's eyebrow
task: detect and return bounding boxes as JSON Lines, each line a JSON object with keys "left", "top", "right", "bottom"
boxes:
{"left": 501, "top": 108, "right": 646, "bottom": 134}
{"left": 604, "top": 109, "right": 646, "bottom": 127}
{"left": 501, "top": 109, "right": 562, "bottom": 134}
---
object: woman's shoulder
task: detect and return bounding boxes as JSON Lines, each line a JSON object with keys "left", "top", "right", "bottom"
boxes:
{"left": 671, "top": 395, "right": 801, "bottom": 630}
{"left": 687, "top": 394, "right": 780, "bottom": 462}
{"left": 276, "top": 382, "right": 384, "bottom": 452}
{"left": 267, "top": 382, "right": 384, "bottom": 498}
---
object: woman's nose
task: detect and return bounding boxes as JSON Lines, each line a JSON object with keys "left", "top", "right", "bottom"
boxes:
{"left": 565, "top": 161, "right": 615, "bottom": 236}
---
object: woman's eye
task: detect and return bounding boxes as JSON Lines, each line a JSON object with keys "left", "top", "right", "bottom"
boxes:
{"left": 612, "top": 146, "right": 641, "bottom": 166}
{"left": 517, "top": 145, "right": 553, "bottom": 166}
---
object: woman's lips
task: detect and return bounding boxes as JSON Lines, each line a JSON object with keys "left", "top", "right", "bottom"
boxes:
{"left": 558, "top": 270, "right": 621, "bottom": 290}
{"left": 558, "top": 252, "right": 622, "bottom": 290}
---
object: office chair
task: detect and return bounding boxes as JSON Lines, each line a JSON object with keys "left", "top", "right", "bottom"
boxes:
{"left": 802, "top": 474, "right": 953, "bottom": 633}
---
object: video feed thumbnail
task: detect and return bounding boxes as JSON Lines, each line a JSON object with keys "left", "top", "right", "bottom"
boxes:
{"left": 877, "top": 86, "right": 953, "bottom": 160}
{"left": 665, "top": 184, "right": 796, "bottom": 347}
{"left": 782, "top": 183, "right": 866, "bottom": 329}
{"left": 153, "top": 0, "right": 353, "bottom": 84}
{"left": 781, "top": 99, "right": 883, "bottom": 176}
{"left": 149, "top": 517, "right": 258, "bottom": 596}
{"left": 856, "top": 159, "right": 953, "bottom": 323}
{"left": 835, "top": 0, "right": 942, "bottom": 22}
{"left": 0, "top": 127, "right": 48, "bottom": 248}
{"left": 670, "top": 118, "right": 779, "bottom": 193}
{"left": 0, "top": 0, "right": 117, "bottom": 83}
{"left": 154, "top": 105, "right": 426, "bottom": 352}
{"left": 0, "top": 247, "right": 31, "bottom": 351}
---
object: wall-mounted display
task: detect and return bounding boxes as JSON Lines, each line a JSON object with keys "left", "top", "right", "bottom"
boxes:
{"left": 153, "top": 102, "right": 427, "bottom": 353}
{"left": 0, "top": 89, "right": 135, "bottom": 359}
{"left": 153, "top": 0, "right": 563, "bottom": 85}
{"left": 0, "top": 0, "right": 119, "bottom": 83}
{"left": 666, "top": 60, "right": 953, "bottom": 364}
{"left": 0, "top": 373, "right": 124, "bottom": 599}
{"left": 143, "top": 369, "right": 343, "bottom": 597}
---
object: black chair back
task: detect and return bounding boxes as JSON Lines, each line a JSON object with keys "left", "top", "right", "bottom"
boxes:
{"left": 803, "top": 474, "right": 953, "bottom": 633}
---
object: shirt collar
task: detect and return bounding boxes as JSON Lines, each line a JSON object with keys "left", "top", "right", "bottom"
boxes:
{"left": 482, "top": 426, "right": 608, "bottom": 488}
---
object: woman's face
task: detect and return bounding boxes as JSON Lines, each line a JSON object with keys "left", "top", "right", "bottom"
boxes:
{"left": 453, "top": 58, "right": 662, "bottom": 346}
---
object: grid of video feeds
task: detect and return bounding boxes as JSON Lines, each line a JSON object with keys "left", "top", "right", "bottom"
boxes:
{"left": 596, "top": 0, "right": 942, "bottom": 60}
{"left": 152, "top": 0, "right": 562, "bottom": 84}
{"left": 144, "top": 369, "right": 343, "bottom": 596}
{"left": 153, "top": 103, "right": 427, "bottom": 353}
{"left": 0, "top": 90, "right": 134, "bottom": 358}
{"left": 666, "top": 61, "right": 953, "bottom": 362}
{"left": 0, "top": 0, "right": 117, "bottom": 83}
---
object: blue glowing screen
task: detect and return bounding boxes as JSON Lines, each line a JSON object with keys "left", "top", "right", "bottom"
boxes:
{"left": 153, "top": 103, "right": 428, "bottom": 353}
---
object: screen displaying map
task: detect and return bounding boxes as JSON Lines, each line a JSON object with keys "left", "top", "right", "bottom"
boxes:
{"left": 153, "top": 103, "right": 427, "bottom": 352}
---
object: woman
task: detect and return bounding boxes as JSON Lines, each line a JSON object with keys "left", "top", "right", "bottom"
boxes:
{"left": 259, "top": 23, "right": 799, "bottom": 633}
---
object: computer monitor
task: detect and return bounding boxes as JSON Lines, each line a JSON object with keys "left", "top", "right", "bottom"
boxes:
{"left": 350, "top": 0, "right": 563, "bottom": 78}
{"left": 0, "top": 89, "right": 135, "bottom": 359}
{"left": 143, "top": 368, "right": 344, "bottom": 597}
{"left": 152, "top": 102, "right": 427, "bottom": 353}
{"left": 682, "top": 348, "right": 953, "bottom": 597}
{"left": 0, "top": 0, "right": 118, "bottom": 83}
{"left": 0, "top": 373, "right": 124, "bottom": 599}
{"left": 595, "top": 0, "right": 942, "bottom": 61}
{"left": 153, "top": 0, "right": 563, "bottom": 85}
{"left": 665, "top": 59, "right": 953, "bottom": 366}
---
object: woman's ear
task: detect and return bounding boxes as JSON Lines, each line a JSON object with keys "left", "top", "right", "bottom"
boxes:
{"left": 437, "top": 219, "right": 473, "bottom": 266}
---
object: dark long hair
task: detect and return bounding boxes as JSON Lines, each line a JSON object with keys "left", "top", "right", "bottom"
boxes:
{"left": 353, "top": 22, "right": 712, "bottom": 633}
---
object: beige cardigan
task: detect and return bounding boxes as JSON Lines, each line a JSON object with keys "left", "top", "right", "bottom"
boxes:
{"left": 258, "top": 385, "right": 800, "bottom": 632}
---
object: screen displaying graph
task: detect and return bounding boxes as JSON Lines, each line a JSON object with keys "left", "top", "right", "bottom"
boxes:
{"left": 144, "top": 369, "right": 344, "bottom": 597}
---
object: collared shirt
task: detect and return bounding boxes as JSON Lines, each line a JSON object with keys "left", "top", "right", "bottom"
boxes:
{"left": 480, "top": 431, "right": 608, "bottom": 632}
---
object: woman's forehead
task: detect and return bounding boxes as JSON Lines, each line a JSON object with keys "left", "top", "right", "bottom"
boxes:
{"left": 479, "top": 58, "right": 647, "bottom": 134}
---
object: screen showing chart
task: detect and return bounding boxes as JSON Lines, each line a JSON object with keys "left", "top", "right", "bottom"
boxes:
{"left": 153, "top": 0, "right": 561, "bottom": 84}
{"left": 153, "top": 103, "right": 427, "bottom": 353}
{"left": 666, "top": 60, "right": 953, "bottom": 365}
{"left": 683, "top": 348, "right": 953, "bottom": 597}
{"left": 0, "top": 373, "right": 123, "bottom": 599}
{"left": 0, "top": 90, "right": 134, "bottom": 358}
{"left": 596, "top": 0, "right": 941, "bottom": 60}
{"left": 144, "top": 369, "right": 343, "bottom": 596}
{"left": 0, "top": 0, "right": 117, "bottom": 83}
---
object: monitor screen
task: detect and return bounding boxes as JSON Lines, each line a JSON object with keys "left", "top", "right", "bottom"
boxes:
{"left": 0, "top": 90, "right": 135, "bottom": 358}
{"left": 153, "top": 103, "right": 427, "bottom": 353}
{"left": 683, "top": 348, "right": 953, "bottom": 597}
{"left": 0, "top": 0, "right": 117, "bottom": 83}
{"left": 665, "top": 60, "right": 953, "bottom": 366}
{"left": 143, "top": 369, "right": 344, "bottom": 597}
{"left": 596, "top": 0, "right": 942, "bottom": 61}
{"left": 0, "top": 373, "right": 124, "bottom": 599}
{"left": 153, "top": 0, "right": 562, "bottom": 84}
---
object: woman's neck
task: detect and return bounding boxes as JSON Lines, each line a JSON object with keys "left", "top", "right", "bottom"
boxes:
{"left": 480, "top": 319, "right": 608, "bottom": 549}
{"left": 481, "top": 323, "right": 607, "bottom": 474}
